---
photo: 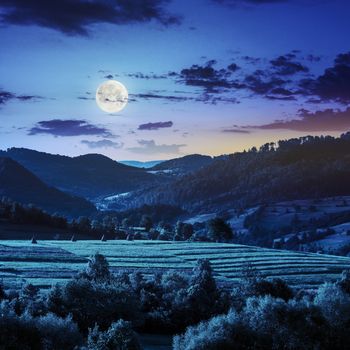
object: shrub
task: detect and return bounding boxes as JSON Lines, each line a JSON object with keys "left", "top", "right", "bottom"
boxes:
{"left": 231, "top": 267, "right": 293, "bottom": 310}
{"left": 88, "top": 320, "right": 141, "bottom": 350}
{"left": 55, "top": 278, "right": 140, "bottom": 332}
{"left": 0, "top": 302, "right": 82, "bottom": 350}
{"left": 0, "top": 301, "right": 41, "bottom": 350}
{"left": 243, "top": 296, "right": 325, "bottom": 349}
{"left": 173, "top": 309, "right": 257, "bottom": 350}
{"left": 35, "top": 313, "right": 82, "bottom": 350}
{"left": 314, "top": 283, "right": 350, "bottom": 327}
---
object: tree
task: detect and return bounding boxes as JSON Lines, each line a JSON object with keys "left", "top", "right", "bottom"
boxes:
{"left": 337, "top": 270, "right": 350, "bottom": 294}
{"left": 85, "top": 253, "right": 110, "bottom": 281}
{"left": 207, "top": 218, "right": 234, "bottom": 242}
{"left": 0, "top": 283, "right": 6, "bottom": 300}
{"left": 140, "top": 215, "right": 152, "bottom": 232}
{"left": 175, "top": 221, "right": 194, "bottom": 240}
{"left": 186, "top": 259, "right": 222, "bottom": 323}
{"left": 53, "top": 278, "right": 139, "bottom": 332}
{"left": 122, "top": 218, "right": 131, "bottom": 229}
{"left": 88, "top": 320, "right": 141, "bottom": 350}
{"left": 77, "top": 216, "right": 91, "bottom": 232}
{"left": 35, "top": 313, "right": 82, "bottom": 350}
{"left": 314, "top": 283, "right": 350, "bottom": 327}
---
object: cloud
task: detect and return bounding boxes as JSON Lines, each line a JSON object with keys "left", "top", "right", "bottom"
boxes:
{"left": 130, "top": 93, "right": 192, "bottom": 102}
{"left": 131, "top": 91, "right": 238, "bottom": 105}
{"left": 77, "top": 96, "right": 94, "bottom": 100}
{"left": 138, "top": 121, "right": 173, "bottom": 130}
{"left": 0, "top": 0, "right": 180, "bottom": 36}
{"left": 0, "top": 89, "right": 44, "bottom": 105}
{"left": 300, "top": 52, "right": 350, "bottom": 104}
{"left": 0, "top": 90, "right": 15, "bottom": 104}
{"left": 306, "top": 54, "right": 322, "bottom": 62}
{"left": 243, "top": 70, "right": 287, "bottom": 95}
{"left": 126, "top": 73, "right": 168, "bottom": 79}
{"left": 127, "top": 139, "right": 186, "bottom": 154}
{"left": 175, "top": 56, "right": 305, "bottom": 102}
{"left": 28, "top": 119, "right": 114, "bottom": 137}
{"left": 222, "top": 128, "right": 251, "bottom": 133}
{"left": 227, "top": 63, "right": 240, "bottom": 72}
{"left": 174, "top": 51, "right": 326, "bottom": 103}
{"left": 270, "top": 54, "right": 309, "bottom": 76}
{"left": 178, "top": 60, "right": 232, "bottom": 93}
{"left": 241, "top": 56, "right": 261, "bottom": 64}
{"left": 81, "top": 139, "right": 123, "bottom": 149}
{"left": 240, "top": 107, "right": 350, "bottom": 132}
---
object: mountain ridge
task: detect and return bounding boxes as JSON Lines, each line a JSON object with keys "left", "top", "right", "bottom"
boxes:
{"left": 0, "top": 157, "right": 96, "bottom": 217}
{"left": 0, "top": 148, "right": 159, "bottom": 200}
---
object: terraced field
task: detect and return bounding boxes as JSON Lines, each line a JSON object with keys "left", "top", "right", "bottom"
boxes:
{"left": 0, "top": 240, "right": 349, "bottom": 290}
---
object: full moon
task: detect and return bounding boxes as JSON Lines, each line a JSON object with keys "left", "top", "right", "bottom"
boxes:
{"left": 96, "top": 80, "right": 128, "bottom": 113}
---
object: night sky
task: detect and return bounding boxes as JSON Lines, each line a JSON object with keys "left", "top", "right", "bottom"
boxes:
{"left": 1, "top": 0, "right": 350, "bottom": 161}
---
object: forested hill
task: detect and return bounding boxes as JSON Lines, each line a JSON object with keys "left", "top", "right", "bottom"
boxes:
{"left": 149, "top": 154, "right": 214, "bottom": 174}
{"left": 119, "top": 132, "right": 350, "bottom": 212}
{"left": 0, "top": 157, "right": 96, "bottom": 217}
{"left": 0, "top": 148, "right": 159, "bottom": 200}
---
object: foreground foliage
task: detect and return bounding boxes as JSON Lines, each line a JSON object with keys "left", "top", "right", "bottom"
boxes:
{"left": 1, "top": 253, "right": 350, "bottom": 349}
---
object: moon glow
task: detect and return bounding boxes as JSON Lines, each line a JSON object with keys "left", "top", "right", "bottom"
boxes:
{"left": 96, "top": 80, "right": 128, "bottom": 113}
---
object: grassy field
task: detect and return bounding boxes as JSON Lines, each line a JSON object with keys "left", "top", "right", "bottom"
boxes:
{"left": 0, "top": 240, "right": 349, "bottom": 290}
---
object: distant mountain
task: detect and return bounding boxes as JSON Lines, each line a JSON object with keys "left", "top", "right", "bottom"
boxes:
{"left": 119, "top": 160, "right": 164, "bottom": 168}
{"left": 149, "top": 154, "right": 214, "bottom": 175}
{"left": 115, "top": 133, "right": 350, "bottom": 213}
{"left": 0, "top": 148, "right": 160, "bottom": 200}
{"left": 0, "top": 157, "right": 95, "bottom": 217}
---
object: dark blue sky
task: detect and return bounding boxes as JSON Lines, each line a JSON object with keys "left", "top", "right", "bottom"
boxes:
{"left": 1, "top": 0, "right": 350, "bottom": 160}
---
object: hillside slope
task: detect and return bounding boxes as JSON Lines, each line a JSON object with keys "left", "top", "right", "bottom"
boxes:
{"left": 149, "top": 154, "right": 214, "bottom": 175}
{"left": 0, "top": 157, "right": 96, "bottom": 217}
{"left": 115, "top": 132, "right": 350, "bottom": 212}
{"left": 0, "top": 148, "right": 160, "bottom": 199}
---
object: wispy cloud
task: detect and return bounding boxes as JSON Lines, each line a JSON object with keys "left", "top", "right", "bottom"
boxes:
{"left": 174, "top": 51, "right": 350, "bottom": 105}
{"left": 127, "top": 139, "right": 186, "bottom": 154}
{"left": 0, "top": 0, "right": 180, "bottom": 36}
{"left": 222, "top": 128, "right": 251, "bottom": 134}
{"left": 239, "top": 107, "right": 350, "bottom": 132}
{"left": 81, "top": 139, "right": 123, "bottom": 149}
{"left": 0, "top": 89, "right": 44, "bottom": 105}
{"left": 28, "top": 119, "right": 114, "bottom": 137}
{"left": 138, "top": 121, "right": 173, "bottom": 130}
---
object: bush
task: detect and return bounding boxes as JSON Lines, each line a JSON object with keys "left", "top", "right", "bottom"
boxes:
{"left": 243, "top": 296, "right": 325, "bottom": 349}
{"left": 175, "top": 296, "right": 327, "bottom": 350}
{"left": 173, "top": 309, "right": 257, "bottom": 350}
{"left": 0, "top": 301, "right": 82, "bottom": 350}
{"left": 231, "top": 267, "right": 294, "bottom": 310}
{"left": 88, "top": 320, "right": 141, "bottom": 350}
{"left": 47, "top": 278, "right": 140, "bottom": 333}
{"left": 35, "top": 313, "right": 82, "bottom": 350}
{"left": 314, "top": 283, "right": 350, "bottom": 327}
{"left": 0, "top": 302, "right": 41, "bottom": 350}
